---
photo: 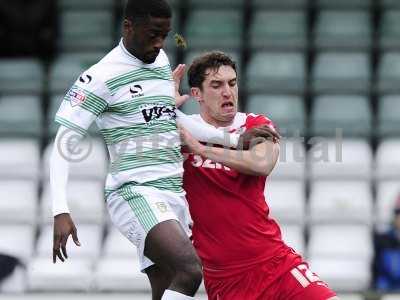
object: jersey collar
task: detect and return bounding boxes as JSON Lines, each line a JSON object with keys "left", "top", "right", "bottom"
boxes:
{"left": 119, "top": 39, "right": 142, "bottom": 63}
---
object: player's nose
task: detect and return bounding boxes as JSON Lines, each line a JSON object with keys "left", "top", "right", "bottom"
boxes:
{"left": 153, "top": 37, "right": 164, "bottom": 51}
{"left": 221, "top": 84, "right": 232, "bottom": 98}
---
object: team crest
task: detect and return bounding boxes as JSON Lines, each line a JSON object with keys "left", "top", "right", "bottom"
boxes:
{"left": 155, "top": 202, "right": 168, "bottom": 213}
{"left": 67, "top": 86, "right": 87, "bottom": 107}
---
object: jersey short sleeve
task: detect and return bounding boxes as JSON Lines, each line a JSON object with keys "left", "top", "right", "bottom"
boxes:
{"left": 55, "top": 71, "right": 111, "bottom": 135}
{"left": 245, "top": 113, "right": 276, "bottom": 132}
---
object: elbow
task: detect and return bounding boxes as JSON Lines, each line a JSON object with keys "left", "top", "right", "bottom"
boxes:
{"left": 252, "top": 161, "right": 273, "bottom": 177}
{"left": 253, "top": 143, "right": 280, "bottom": 177}
{"left": 243, "top": 158, "right": 271, "bottom": 176}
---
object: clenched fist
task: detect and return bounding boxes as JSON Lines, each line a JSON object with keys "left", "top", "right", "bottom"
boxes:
{"left": 237, "top": 125, "right": 280, "bottom": 150}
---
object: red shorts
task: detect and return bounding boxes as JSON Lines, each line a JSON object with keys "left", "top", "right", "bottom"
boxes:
{"left": 204, "top": 262, "right": 336, "bottom": 300}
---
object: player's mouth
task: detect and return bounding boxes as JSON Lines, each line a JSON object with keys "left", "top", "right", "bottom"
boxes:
{"left": 221, "top": 101, "right": 235, "bottom": 112}
{"left": 150, "top": 50, "right": 160, "bottom": 57}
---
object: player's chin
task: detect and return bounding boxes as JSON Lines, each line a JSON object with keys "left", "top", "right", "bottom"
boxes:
{"left": 143, "top": 57, "right": 157, "bottom": 64}
{"left": 143, "top": 52, "right": 159, "bottom": 64}
{"left": 220, "top": 110, "right": 236, "bottom": 120}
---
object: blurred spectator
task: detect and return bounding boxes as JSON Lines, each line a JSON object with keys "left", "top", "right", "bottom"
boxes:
{"left": 0, "top": 253, "right": 21, "bottom": 285}
{"left": 0, "top": 0, "right": 57, "bottom": 57}
{"left": 374, "top": 194, "right": 400, "bottom": 291}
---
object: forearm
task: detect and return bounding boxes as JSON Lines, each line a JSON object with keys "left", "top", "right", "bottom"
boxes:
{"left": 198, "top": 141, "right": 280, "bottom": 176}
{"left": 50, "top": 126, "right": 84, "bottom": 216}
{"left": 176, "top": 109, "right": 239, "bottom": 148}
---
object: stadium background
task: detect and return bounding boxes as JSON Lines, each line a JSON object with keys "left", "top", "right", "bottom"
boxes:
{"left": 0, "top": 0, "right": 400, "bottom": 299}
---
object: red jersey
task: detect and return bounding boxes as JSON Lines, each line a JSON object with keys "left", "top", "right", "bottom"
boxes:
{"left": 183, "top": 112, "right": 301, "bottom": 281}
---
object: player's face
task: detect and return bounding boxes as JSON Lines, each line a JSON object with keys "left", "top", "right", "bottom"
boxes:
{"left": 194, "top": 65, "right": 238, "bottom": 126}
{"left": 124, "top": 16, "right": 171, "bottom": 64}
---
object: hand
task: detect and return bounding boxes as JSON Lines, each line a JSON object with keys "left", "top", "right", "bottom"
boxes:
{"left": 238, "top": 125, "right": 281, "bottom": 150}
{"left": 53, "top": 213, "right": 81, "bottom": 263}
{"left": 179, "top": 126, "right": 204, "bottom": 155}
{"left": 172, "top": 64, "right": 190, "bottom": 108}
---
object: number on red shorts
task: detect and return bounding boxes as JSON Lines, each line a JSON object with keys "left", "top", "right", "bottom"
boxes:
{"left": 290, "top": 264, "right": 322, "bottom": 288}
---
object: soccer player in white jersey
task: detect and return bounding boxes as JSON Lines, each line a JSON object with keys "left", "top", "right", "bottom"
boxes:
{"left": 48, "top": 1, "right": 268, "bottom": 299}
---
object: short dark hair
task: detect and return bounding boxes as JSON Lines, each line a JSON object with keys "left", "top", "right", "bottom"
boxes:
{"left": 124, "top": 0, "right": 172, "bottom": 23}
{"left": 188, "top": 51, "right": 237, "bottom": 89}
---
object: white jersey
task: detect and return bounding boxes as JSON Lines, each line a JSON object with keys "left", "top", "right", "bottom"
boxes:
{"left": 55, "top": 40, "right": 184, "bottom": 197}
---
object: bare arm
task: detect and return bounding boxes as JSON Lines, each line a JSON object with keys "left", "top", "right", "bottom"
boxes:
{"left": 200, "top": 140, "right": 279, "bottom": 176}
{"left": 180, "top": 127, "right": 280, "bottom": 176}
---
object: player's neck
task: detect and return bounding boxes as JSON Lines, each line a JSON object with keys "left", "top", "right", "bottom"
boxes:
{"left": 121, "top": 38, "right": 141, "bottom": 61}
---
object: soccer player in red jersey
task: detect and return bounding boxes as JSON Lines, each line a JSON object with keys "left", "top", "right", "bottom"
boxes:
{"left": 179, "top": 51, "right": 339, "bottom": 300}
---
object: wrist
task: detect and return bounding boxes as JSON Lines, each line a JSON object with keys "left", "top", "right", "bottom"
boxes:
{"left": 54, "top": 212, "right": 69, "bottom": 217}
{"left": 52, "top": 205, "right": 70, "bottom": 217}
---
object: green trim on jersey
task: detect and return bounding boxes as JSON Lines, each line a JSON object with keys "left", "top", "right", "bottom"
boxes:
{"left": 106, "top": 96, "right": 175, "bottom": 115}
{"left": 67, "top": 85, "right": 109, "bottom": 116}
{"left": 141, "top": 176, "right": 184, "bottom": 194}
{"left": 119, "top": 185, "right": 159, "bottom": 232}
{"left": 105, "top": 175, "right": 184, "bottom": 198}
{"left": 55, "top": 116, "right": 87, "bottom": 136}
{"left": 105, "top": 65, "right": 172, "bottom": 95}
{"left": 100, "top": 119, "right": 177, "bottom": 145}
{"left": 110, "top": 146, "right": 183, "bottom": 173}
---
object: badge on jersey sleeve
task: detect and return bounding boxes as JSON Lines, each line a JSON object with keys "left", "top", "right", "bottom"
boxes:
{"left": 67, "top": 86, "right": 87, "bottom": 107}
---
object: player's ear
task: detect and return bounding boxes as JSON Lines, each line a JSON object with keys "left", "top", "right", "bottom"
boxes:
{"left": 191, "top": 87, "right": 202, "bottom": 103}
{"left": 123, "top": 19, "right": 134, "bottom": 35}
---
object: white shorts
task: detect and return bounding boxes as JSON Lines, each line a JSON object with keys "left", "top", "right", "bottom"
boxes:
{"left": 106, "top": 184, "right": 192, "bottom": 272}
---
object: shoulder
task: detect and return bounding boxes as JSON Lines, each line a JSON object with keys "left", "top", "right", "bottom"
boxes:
{"left": 89, "top": 46, "right": 130, "bottom": 82}
{"left": 69, "top": 58, "right": 116, "bottom": 103}
{"left": 73, "top": 64, "right": 109, "bottom": 95}
{"left": 75, "top": 45, "right": 138, "bottom": 94}
{"left": 229, "top": 112, "right": 275, "bottom": 132}
{"left": 158, "top": 49, "right": 170, "bottom": 65}
{"left": 375, "top": 230, "right": 398, "bottom": 248}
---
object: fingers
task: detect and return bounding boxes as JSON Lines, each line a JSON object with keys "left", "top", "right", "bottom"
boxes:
{"left": 53, "top": 233, "right": 61, "bottom": 263}
{"left": 259, "top": 125, "right": 280, "bottom": 137}
{"left": 254, "top": 126, "right": 281, "bottom": 142}
{"left": 60, "top": 235, "right": 68, "bottom": 260}
{"left": 71, "top": 228, "right": 81, "bottom": 247}
{"left": 172, "top": 64, "right": 186, "bottom": 83}
{"left": 178, "top": 125, "right": 186, "bottom": 138}
{"left": 53, "top": 233, "right": 65, "bottom": 263}
{"left": 175, "top": 94, "right": 190, "bottom": 108}
{"left": 53, "top": 229, "right": 80, "bottom": 263}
